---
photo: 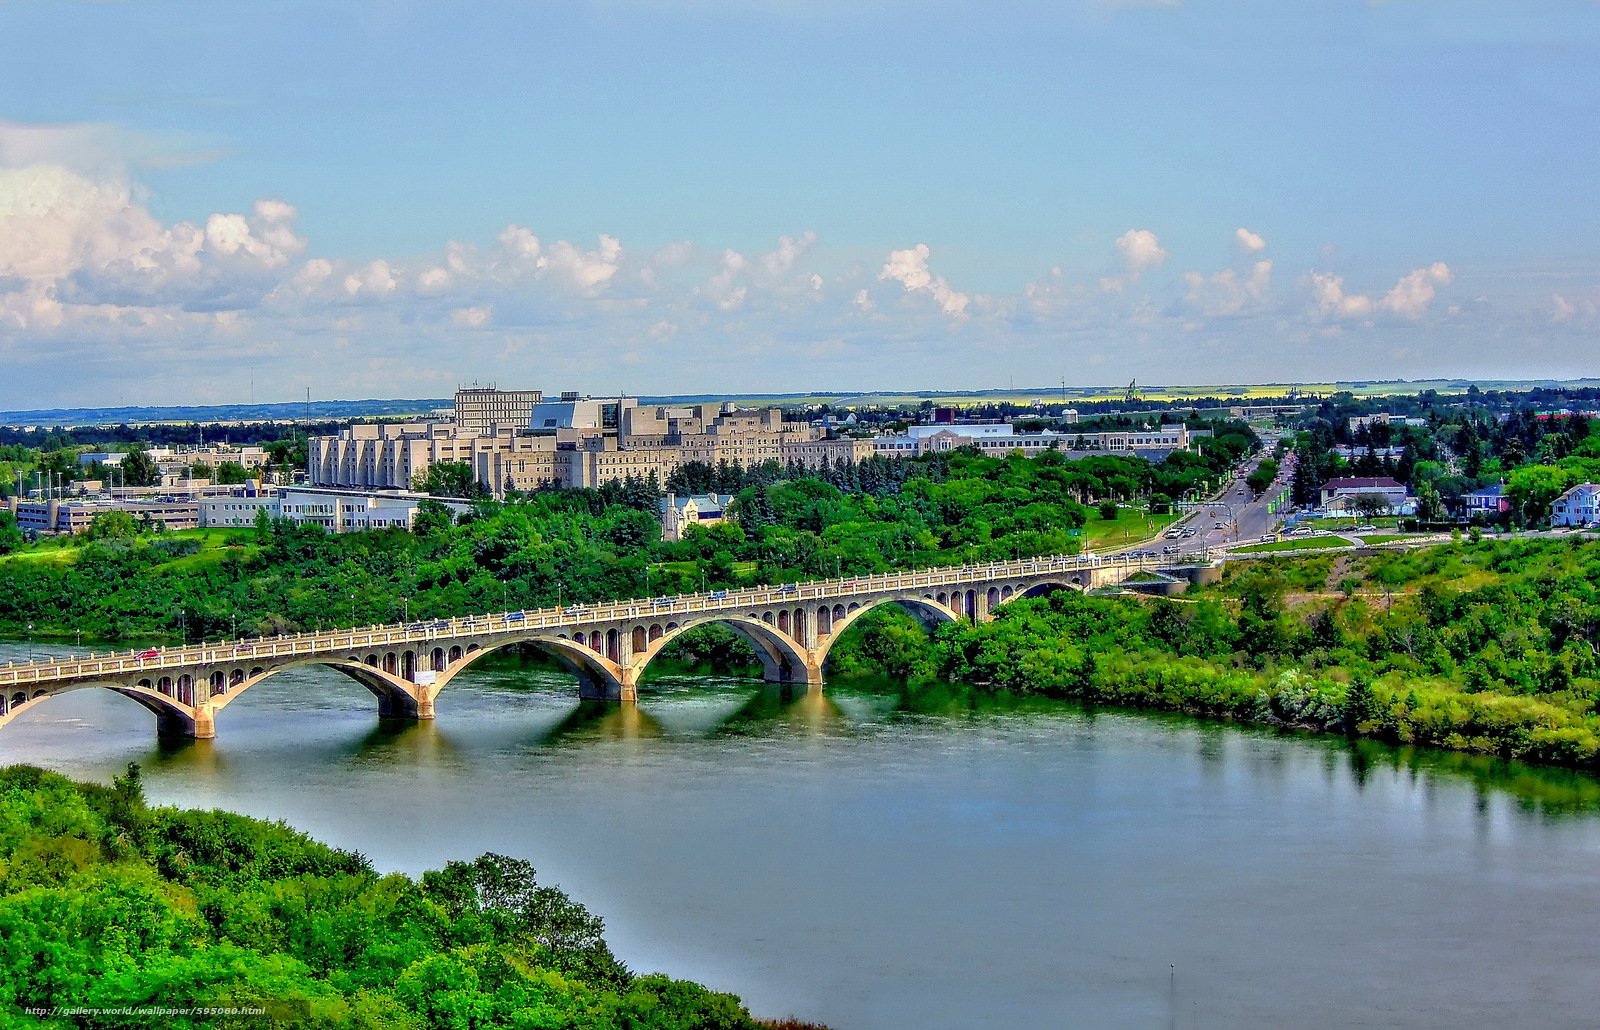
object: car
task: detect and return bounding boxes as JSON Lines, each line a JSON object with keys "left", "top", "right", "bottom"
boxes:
{"left": 707, "top": 589, "right": 729, "bottom": 600}
{"left": 780, "top": 584, "right": 798, "bottom": 594}
{"left": 1213, "top": 522, "right": 1225, "bottom": 529}
{"left": 135, "top": 648, "right": 161, "bottom": 660}
{"left": 653, "top": 596, "right": 673, "bottom": 606}
{"left": 1260, "top": 534, "right": 1276, "bottom": 542}
{"left": 502, "top": 611, "right": 526, "bottom": 623}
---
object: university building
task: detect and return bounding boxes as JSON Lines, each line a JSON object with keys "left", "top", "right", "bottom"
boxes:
{"left": 308, "top": 389, "right": 875, "bottom": 498}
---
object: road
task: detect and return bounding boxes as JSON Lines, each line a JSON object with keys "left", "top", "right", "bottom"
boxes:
{"left": 1146, "top": 443, "right": 1292, "bottom": 553}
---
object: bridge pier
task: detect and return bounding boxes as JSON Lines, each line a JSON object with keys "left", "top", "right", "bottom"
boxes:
{"left": 579, "top": 677, "right": 637, "bottom": 703}
{"left": 154, "top": 702, "right": 215, "bottom": 740}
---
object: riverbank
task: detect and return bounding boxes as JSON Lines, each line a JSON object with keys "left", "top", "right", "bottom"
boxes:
{"left": 0, "top": 763, "right": 807, "bottom": 1029}
{"left": 823, "top": 537, "right": 1600, "bottom": 773}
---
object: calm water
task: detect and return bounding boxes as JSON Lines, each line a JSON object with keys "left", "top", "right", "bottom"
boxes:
{"left": 5, "top": 641, "right": 1600, "bottom": 1029}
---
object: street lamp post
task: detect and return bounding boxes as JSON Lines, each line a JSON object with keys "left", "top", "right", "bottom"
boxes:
{"left": 179, "top": 609, "right": 186, "bottom": 645}
{"left": 349, "top": 592, "right": 356, "bottom": 626}
{"left": 26, "top": 622, "right": 34, "bottom": 662}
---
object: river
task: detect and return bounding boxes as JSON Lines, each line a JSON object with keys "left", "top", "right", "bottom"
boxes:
{"left": 4, "top": 641, "right": 1600, "bottom": 1029}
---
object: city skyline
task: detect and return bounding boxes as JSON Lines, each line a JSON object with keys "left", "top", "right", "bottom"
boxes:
{"left": 2, "top": 1, "right": 1597, "bottom": 407}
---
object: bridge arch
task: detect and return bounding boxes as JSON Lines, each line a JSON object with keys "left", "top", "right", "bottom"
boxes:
{"left": 630, "top": 613, "right": 816, "bottom": 687}
{"left": 813, "top": 594, "right": 961, "bottom": 669}
{"left": 415, "top": 631, "right": 630, "bottom": 701}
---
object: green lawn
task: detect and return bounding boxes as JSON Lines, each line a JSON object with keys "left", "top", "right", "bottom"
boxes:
{"left": 1232, "top": 535, "right": 1353, "bottom": 554}
{"left": 1359, "top": 533, "right": 1423, "bottom": 546}
{"left": 1085, "top": 509, "right": 1179, "bottom": 549}
{"left": 1306, "top": 516, "right": 1400, "bottom": 530}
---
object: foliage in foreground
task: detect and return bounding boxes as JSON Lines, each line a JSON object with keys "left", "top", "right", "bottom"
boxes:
{"left": 0, "top": 765, "right": 764, "bottom": 1029}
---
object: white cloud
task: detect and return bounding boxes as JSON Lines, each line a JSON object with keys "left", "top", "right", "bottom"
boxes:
{"left": 879, "top": 243, "right": 970, "bottom": 317}
{"left": 1115, "top": 229, "right": 1166, "bottom": 276}
{"left": 1309, "top": 271, "right": 1375, "bottom": 319}
{"left": 497, "top": 224, "right": 542, "bottom": 263}
{"left": 1379, "top": 262, "right": 1453, "bottom": 319}
{"left": 416, "top": 267, "right": 451, "bottom": 294}
{"left": 451, "top": 305, "right": 491, "bottom": 328}
{"left": 1182, "top": 259, "right": 1272, "bottom": 317}
{"left": 1308, "top": 262, "right": 1453, "bottom": 321}
{"left": 1234, "top": 227, "right": 1266, "bottom": 253}
{"left": 761, "top": 230, "right": 817, "bottom": 277}
{"left": 536, "top": 234, "right": 621, "bottom": 291}
{"left": 343, "top": 259, "right": 397, "bottom": 297}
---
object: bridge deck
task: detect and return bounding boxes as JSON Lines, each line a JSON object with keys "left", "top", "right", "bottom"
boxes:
{"left": 3, "top": 550, "right": 1212, "bottom": 691}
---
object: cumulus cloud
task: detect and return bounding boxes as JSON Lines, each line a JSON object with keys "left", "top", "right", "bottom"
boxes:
{"left": 761, "top": 230, "right": 817, "bottom": 277}
{"left": 0, "top": 162, "right": 307, "bottom": 318}
{"left": 698, "top": 249, "right": 749, "bottom": 311}
{"left": 416, "top": 267, "right": 451, "bottom": 294}
{"left": 497, "top": 225, "right": 542, "bottom": 264}
{"left": 343, "top": 259, "right": 397, "bottom": 297}
{"left": 1234, "top": 227, "right": 1266, "bottom": 253}
{"left": 1309, "top": 271, "right": 1375, "bottom": 320}
{"left": 879, "top": 243, "right": 970, "bottom": 317}
{"left": 537, "top": 234, "right": 622, "bottom": 292}
{"left": 1309, "top": 262, "right": 1453, "bottom": 321}
{"left": 1115, "top": 229, "right": 1166, "bottom": 276}
{"left": 1182, "top": 260, "right": 1272, "bottom": 317}
{"left": 1379, "top": 262, "right": 1453, "bottom": 319}
{"left": 451, "top": 305, "right": 491, "bottom": 328}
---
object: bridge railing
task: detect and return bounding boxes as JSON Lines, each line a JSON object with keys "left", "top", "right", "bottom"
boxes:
{"left": 1, "top": 548, "right": 1215, "bottom": 687}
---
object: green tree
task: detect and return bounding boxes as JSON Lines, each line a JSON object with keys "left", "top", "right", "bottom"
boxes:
{"left": 121, "top": 447, "right": 161, "bottom": 487}
{"left": 0, "top": 510, "right": 21, "bottom": 555}
{"left": 85, "top": 510, "right": 139, "bottom": 540}
{"left": 414, "top": 461, "right": 486, "bottom": 499}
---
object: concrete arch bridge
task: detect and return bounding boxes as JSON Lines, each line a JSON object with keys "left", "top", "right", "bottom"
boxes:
{"left": 0, "top": 551, "right": 1217, "bottom": 739}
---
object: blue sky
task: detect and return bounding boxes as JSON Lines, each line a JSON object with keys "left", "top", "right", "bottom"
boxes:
{"left": 1, "top": 1, "right": 1597, "bottom": 406}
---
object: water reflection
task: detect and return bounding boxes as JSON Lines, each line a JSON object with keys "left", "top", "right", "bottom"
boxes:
{"left": 9, "top": 643, "right": 1600, "bottom": 1028}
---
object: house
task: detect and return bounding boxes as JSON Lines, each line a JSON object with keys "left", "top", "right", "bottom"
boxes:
{"left": 1551, "top": 483, "right": 1600, "bottom": 527}
{"left": 1318, "top": 477, "right": 1407, "bottom": 513}
{"left": 1461, "top": 483, "right": 1509, "bottom": 519}
{"left": 661, "top": 492, "right": 728, "bottom": 542}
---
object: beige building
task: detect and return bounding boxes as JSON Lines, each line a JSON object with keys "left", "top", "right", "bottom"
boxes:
{"left": 454, "top": 387, "right": 544, "bottom": 434}
{"left": 311, "top": 389, "right": 875, "bottom": 498}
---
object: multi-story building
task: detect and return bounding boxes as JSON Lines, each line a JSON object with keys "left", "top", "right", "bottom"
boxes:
{"left": 872, "top": 423, "right": 1191, "bottom": 458}
{"left": 311, "top": 389, "right": 875, "bottom": 498}
{"left": 7, "top": 497, "right": 200, "bottom": 535}
{"left": 1551, "top": 483, "right": 1600, "bottom": 527}
{"left": 454, "top": 387, "right": 544, "bottom": 434}
{"left": 199, "top": 486, "right": 473, "bottom": 532}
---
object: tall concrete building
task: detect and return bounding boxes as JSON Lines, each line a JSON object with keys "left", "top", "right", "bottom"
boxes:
{"left": 308, "top": 388, "right": 874, "bottom": 498}
{"left": 453, "top": 387, "right": 544, "bottom": 434}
